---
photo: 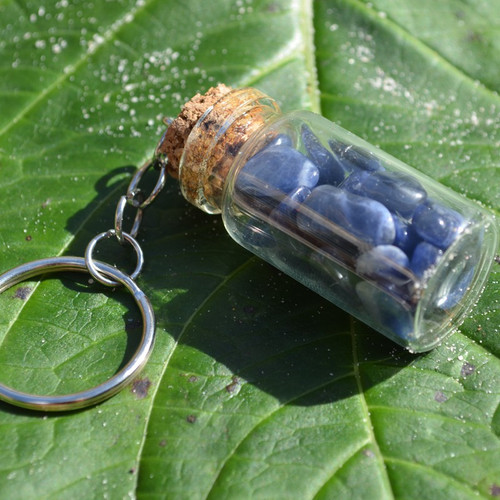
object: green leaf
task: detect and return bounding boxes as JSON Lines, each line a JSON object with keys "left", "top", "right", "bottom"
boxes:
{"left": 0, "top": 0, "right": 499, "bottom": 498}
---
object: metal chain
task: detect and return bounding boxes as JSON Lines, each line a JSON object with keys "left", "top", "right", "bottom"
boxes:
{"left": 114, "top": 158, "right": 167, "bottom": 244}
{"left": 85, "top": 154, "right": 167, "bottom": 287}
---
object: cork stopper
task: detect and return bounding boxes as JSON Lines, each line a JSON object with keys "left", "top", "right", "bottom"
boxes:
{"left": 159, "top": 84, "right": 233, "bottom": 178}
{"left": 158, "top": 85, "right": 280, "bottom": 213}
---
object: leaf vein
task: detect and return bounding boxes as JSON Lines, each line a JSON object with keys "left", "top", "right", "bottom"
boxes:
{"left": 0, "top": 0, "right": 155, "bottom": 140}
{"left": 350, "top": 316, "right": 395, "bottom": 498}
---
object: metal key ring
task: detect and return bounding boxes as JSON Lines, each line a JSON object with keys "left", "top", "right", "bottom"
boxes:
{"left": 0, "top": 256, "right": 155, "bottom": 412}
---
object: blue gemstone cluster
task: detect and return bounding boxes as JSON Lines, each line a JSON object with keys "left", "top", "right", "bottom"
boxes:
{"left": 235, "top": 125, "right": 471, "bottom": 340}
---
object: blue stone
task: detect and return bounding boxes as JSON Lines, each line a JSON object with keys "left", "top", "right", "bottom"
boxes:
{"left": 263, "top": 133, "right": 292, "bottom": 150}
{"left": 237, "top": 145, "right": 319, "bottom": 199}
{"left": 356, "top": 245, "right": 411, "bottom": 286}
{"left": 247, "top": 134, "right": 292, "bottom": 159}
{"left": 270, "top": 186, "right": 311, "bottom": 226}
{"left": 329, "top": 140, "right": 385, "bottom": 172}
{"left": 302, "top": 125, "right": 349, "bottom": 185}
{"left": 410, "top": 242, "right": 443, "bottom": 278}
{"left": 393, "top": 215, "right": 419, "bottom": 256}
{"left": 343, "top": 170, "right": 427, "bottom": 218}
{"left": 233, "top": 189, "right": 281, "bottom": 216}
{"left": 413, "top": 201, "right": 465, "bottom": 250}
{"left": 296, "top": 185, "right": 396, "bottom": 246}
{"left": 356, "top": 282, "right": 414, "bottom": 340}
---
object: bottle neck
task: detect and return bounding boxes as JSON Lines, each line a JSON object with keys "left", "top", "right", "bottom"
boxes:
{"left": 177, "top": 88, "right": 281, "bottom": 213}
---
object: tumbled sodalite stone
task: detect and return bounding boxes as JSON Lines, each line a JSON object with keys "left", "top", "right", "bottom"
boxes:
{"left": 329, "top": 140, "right": 384, "bottom": 172}
{"left": 356, "top": 282, "right": 414, "bottom": 340}
{"left": 413, "top": 200, "right": 465, "bottom": 250}
{"left": 237, "top": 145, "right": 319, "bottom": 198}
{"left": 302, "top": 125, "right": 348, "bottom": 185}
{"left": 393, "top": 215, "right": 419, "bottom": 256}
{"left": 263, "top": 133, "right": 292, "bottom": 150}
{"left": 356, "top": 245, "right": 411, "bottom": 286}
{"left": 270, "top": 186, "right": 311, "bottom": 226}
{"left": 343, "top": 170, "right": 427, "bottom": 218}
{"left": 296, "top": 185, "right": 396, "bottom": 246}
{"left": 410, "top": 242, "right": 443, "bottom": 278}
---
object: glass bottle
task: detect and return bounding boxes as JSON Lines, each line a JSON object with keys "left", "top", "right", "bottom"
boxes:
{"left": 159, "top": 86, "right": 498, "bottom": 352}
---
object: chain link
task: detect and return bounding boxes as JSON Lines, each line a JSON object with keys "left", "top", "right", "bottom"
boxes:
{"left": 115, "top": 195, "right": 143, "bottom": 245}
{"left": 84, "top": 152, "right": 168, "bottom": 286}
{"left": 127, "top": 157, "right": 167, "bottom": 209}
{"left": 113, "top": 158, "right": 167, "bottom": 245}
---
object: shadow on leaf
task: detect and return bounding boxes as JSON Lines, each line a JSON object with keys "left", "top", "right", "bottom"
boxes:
{"left": 141, "top": 175, "right": 416, "bottom": 407}
{"left": 0, "top": 166, "right": 415, "bottom": 417}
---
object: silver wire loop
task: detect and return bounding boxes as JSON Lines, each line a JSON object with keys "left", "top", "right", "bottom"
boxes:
{"left": 127, "top": 158, "right": 167, "bottom": 210}
{"left": 0, "top": 256, "right": 155, "bottom": 411}
{"left": 85, "top": 230, "right": 144, "bottom": 287}
{"left": 113, "top": 159, "right": 166, "bottom": 245}
{"left": 115, "top": 195, "right": 143, "bottom": 245}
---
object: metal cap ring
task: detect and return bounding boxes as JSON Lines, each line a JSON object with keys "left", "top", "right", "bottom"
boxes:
{"left": 0, "top": 256, "right": 155, "bottom": 411}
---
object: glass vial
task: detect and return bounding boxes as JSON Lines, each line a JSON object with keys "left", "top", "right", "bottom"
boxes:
{"left": 160, "top": 86, "right": 498, "bottom": 352}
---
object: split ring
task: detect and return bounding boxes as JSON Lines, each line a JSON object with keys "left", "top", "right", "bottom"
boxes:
{"left": 0, "top": 256, "right": 155, "bottom": 411}
{"left": 85, "top": 230, "right": 144, "bottom": 287}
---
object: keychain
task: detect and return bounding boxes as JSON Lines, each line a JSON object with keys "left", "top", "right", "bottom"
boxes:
{"left": 0, "top": 157, "right": 167, "bottom": 411}
{"left": 0, "top": 85, "right": 497, "bottom": 411}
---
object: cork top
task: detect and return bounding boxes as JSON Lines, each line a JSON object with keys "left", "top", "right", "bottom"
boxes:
{"left": 157, "top": 85, "right": 280, "bottom": 213}
{"left": 159, "top": 84, "right": 233, "bottom": 178}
